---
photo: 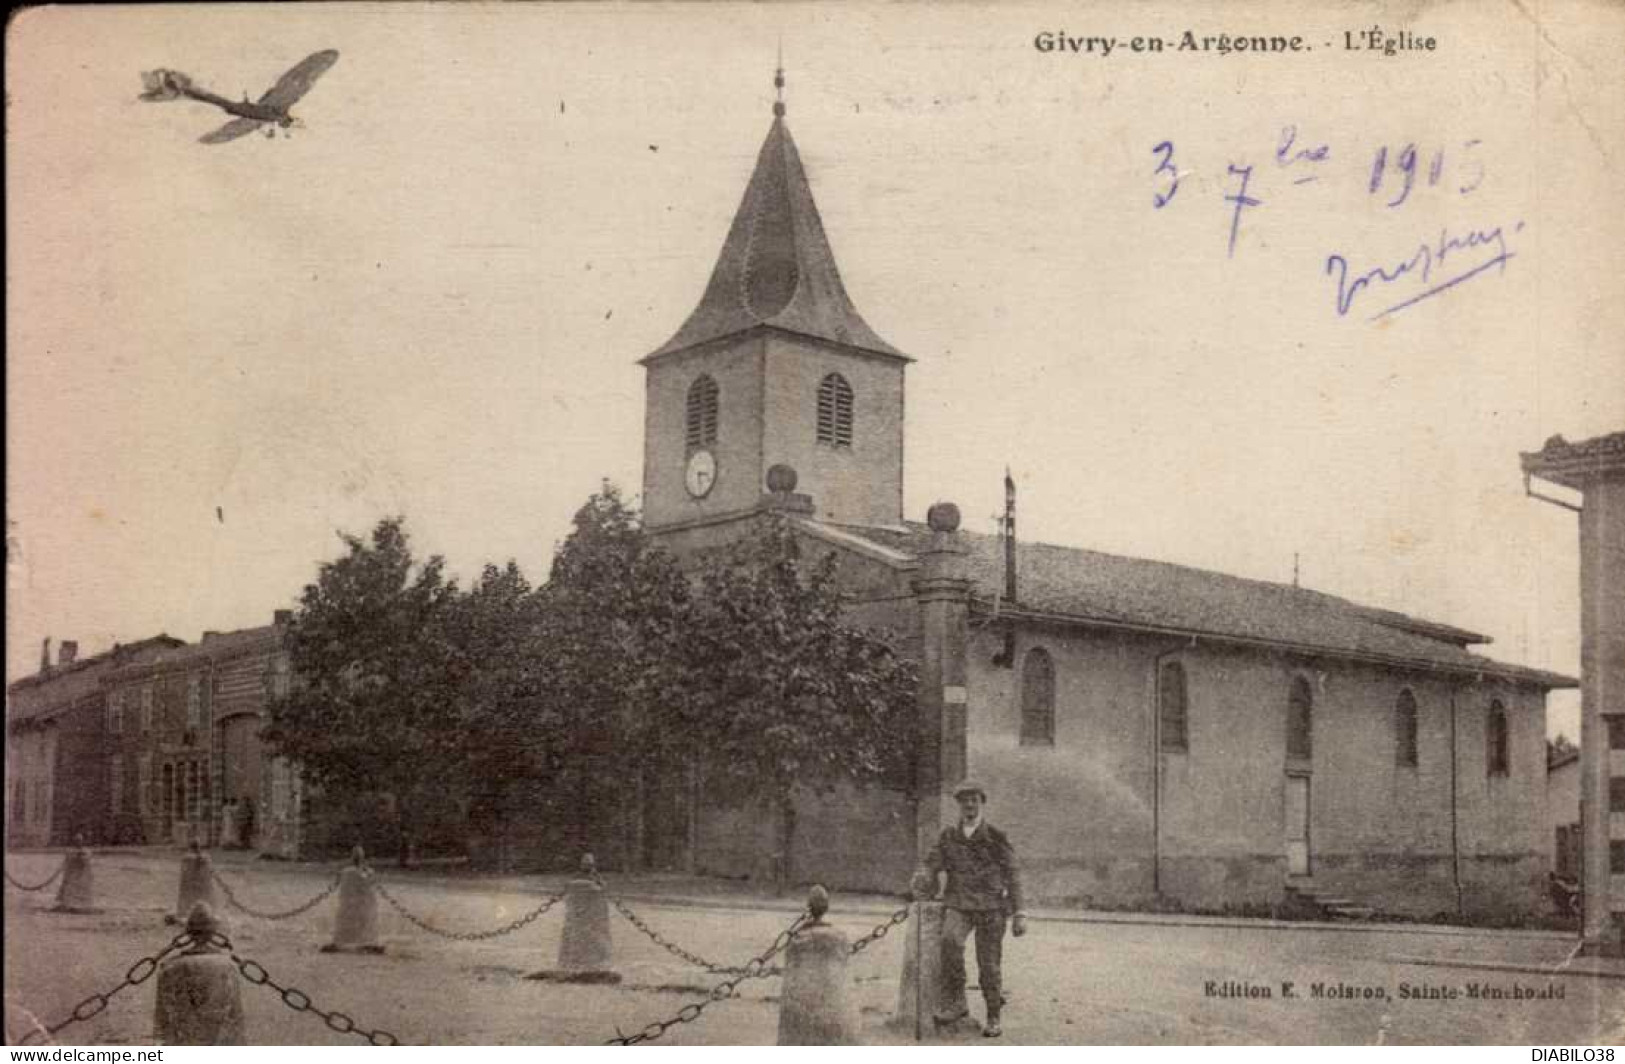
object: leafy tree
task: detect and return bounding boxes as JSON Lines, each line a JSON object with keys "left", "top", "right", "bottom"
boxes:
{"left": 264, "top": 517, "right": 463, "bottom": 864}
{"left": 446, "top": 560, "right": 544, "bottom": 781}
{"left": 675, "top": 514, "right": 918, "bottom": 891}
{"left": 528, "top": 483, "right": 694, "bottom": 866}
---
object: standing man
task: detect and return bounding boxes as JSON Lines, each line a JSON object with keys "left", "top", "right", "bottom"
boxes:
{"left": 922, "top": 779, "right": 1026, "bottom": 1038}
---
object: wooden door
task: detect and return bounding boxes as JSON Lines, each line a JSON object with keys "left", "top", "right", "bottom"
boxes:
{"left": 1285, "top": 774, "right": 1311, "bottom": 876}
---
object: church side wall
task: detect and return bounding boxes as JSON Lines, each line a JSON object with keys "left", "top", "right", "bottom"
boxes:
{"left": 1450, "top": 681, "right": 1550, "bottom": 918}
{"left": 964, "top": 626, "right": 1550, "bottom": 918}
{"left": 963, "top": 627, "right": 1160, "bottom": 907}
{"left": 1154, "top": 646, "right": 1298, "bottom": 909}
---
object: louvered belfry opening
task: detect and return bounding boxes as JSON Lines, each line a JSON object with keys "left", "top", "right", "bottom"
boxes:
{"left": 816, "top": 372, "right": 853, "bottom": 447}
{"left": 686, "top": 375, "right": 718, "bottom": 450}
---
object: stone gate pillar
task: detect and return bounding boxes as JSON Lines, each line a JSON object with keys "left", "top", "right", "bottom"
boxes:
{"left": 912, "top": 502, "right": 972, "bottom": 860}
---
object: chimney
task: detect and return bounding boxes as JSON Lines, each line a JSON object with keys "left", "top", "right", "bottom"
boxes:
{"left": 273, "top": 609, "right": 293, "bottom": 627}
{"left": 40, "top": 637, "right": 51, "bottom": 674}
{"left": 59, "top": 640, "right": 78, "bottom": 665}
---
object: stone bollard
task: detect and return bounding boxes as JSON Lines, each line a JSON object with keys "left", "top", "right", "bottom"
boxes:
{"left": 322, "top": 847, "right": 383, "bottom": 954}
{"left": 527, "top": 853, "right": 621, "bottom": 984}
{"left": 889, "top": 872, "right": 949, "bottom": 1035}
{"left": 53, "top": 846, "right": 99, "bottom": 914}
{"left": 154, "top": 902, "right": 246, "bottom": 1045}
{"left": 167, "top": 842, "right": 218, "bottom": 925}
{"left": 778, "top": 885, "right": 861, "bottom": 1045}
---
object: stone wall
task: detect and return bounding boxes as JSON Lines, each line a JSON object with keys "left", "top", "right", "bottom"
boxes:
{"left": 761, "top": 333, "right": 904, "bottom": 528}
{"left": 962, "top": 625, "right": 1552, "bottom": 917}
{"left": 641, "top": 336, "right": 766, "bottom": 530}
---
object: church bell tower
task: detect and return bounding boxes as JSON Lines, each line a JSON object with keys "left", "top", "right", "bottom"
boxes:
{"left": 639, "top": 66, "right": 911, "bottom": 533}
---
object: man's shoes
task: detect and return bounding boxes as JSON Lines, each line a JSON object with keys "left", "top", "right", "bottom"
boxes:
{"left": 983, "top": 1018, "right": 1003, "bottom": 1038}
{"left": 933, "top": 1009, "right": 969, "bottom": 1028}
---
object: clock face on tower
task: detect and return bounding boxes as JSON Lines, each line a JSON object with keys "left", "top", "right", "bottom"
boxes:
{"left": 685, "top": 449, "right": 717, "bottom": 498}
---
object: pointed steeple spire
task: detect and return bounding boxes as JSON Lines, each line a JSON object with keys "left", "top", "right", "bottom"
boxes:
{"left": 644, "top": 67, "right": 907, "bottom": 364}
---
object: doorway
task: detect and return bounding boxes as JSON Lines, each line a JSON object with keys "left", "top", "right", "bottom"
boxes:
{"left": 1285, "top": 773, "right": 1311, "bottom": 876}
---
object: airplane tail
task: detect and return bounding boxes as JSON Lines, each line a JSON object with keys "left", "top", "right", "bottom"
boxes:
{"left": 138, "top": 69, "right": 192, "bottom": 101}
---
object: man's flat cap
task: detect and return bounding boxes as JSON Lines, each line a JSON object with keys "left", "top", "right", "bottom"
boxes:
{"left": 951, "top": 779, "right": 987, "bottom": 800}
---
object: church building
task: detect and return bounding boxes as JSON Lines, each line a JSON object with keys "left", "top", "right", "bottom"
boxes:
{"left": 637, "top": 74, "right": 1575, "bottom": 919}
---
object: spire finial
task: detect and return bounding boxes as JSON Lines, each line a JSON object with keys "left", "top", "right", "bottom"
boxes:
{"left": 773, "top": 38, "right": 786, "bottom": 118}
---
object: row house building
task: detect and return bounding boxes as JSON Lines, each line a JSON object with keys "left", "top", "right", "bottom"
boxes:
{"left": 7, "top": 613, "right": 309, "bottom": 857}
{"left": 7, "top": 636, "right": 182, "bottom": 848}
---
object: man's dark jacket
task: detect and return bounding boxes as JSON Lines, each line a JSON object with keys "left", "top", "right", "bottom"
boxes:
{"left": 924, "top": 822, "right": 1024, "bottom": 913}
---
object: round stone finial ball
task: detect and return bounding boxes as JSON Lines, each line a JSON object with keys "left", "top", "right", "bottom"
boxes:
{"left": 580, "top": 852, "right": 597, "bottom": 874}
{"left": 766, "top": 464, "right": 798, "bottom": 494}
{"left": 926, "top": 501, "right": 961, "bottom": 532}
{"left": 351, "top": 845, "right": 366, "bottom": 866}
{"left": 807, "top": 884, "right": 830, "bottom": 921}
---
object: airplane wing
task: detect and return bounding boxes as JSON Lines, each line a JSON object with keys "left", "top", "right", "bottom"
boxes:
{"left": 256, "top": 49, "right": 339, "bottom": 111}
{"left": 199, "top": 116, "right": 265, "bottom": 144}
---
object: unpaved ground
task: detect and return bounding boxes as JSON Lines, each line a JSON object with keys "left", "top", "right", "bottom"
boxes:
{"left": 5, "top": 850, "right": 1622, "bottom": 1045}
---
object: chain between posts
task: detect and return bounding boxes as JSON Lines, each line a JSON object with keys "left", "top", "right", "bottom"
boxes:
{"left": 195, "top": 930, "right": 400, "bottom": 1045}
{"left": 603, "top": 891, "right": 768, "bottom": 976}
{"left": 604, "top": 909, "right": 814, "bottom": 1045}
{"left": 848, "top": 904, "right": 912, "bottom": 955}
{"left": 364, "top": 868, "right": 563, "bottom": 942}
{"left": 211, "top": 867, "right": 343, "bottom": 921}
{"left": 4, "top": 864, "right": 64, "bottom": 893}
{"left": 589, "top": 863, "right": 772, "bottom": 977}
{"left": 13, "top": 932, "right": 195, "bottom": 1045}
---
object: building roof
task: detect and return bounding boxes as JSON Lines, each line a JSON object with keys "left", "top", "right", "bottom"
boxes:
{"left": 846, "top": 523, "right": 1576, "bottom": 689}
{"left": 103, "top": 624, "right": 281, "bottom": 682}
{"left": 644, "top": 115, "right": 908, "bottom": 364}
{"left": 7, "top": 635, "right": 184, "bottom": 726}
{"left": 1521, "top": 430, "right": 1625, "bottom": 489}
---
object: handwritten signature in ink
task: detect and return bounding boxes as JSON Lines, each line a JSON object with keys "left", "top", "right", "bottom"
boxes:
{"left": 1324, "top": 220, "right": 1523, "bottom": 320}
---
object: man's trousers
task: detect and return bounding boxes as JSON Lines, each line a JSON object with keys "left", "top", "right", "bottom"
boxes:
{"left": 939, "top": 907, "right": 1006, "bottom": 1018}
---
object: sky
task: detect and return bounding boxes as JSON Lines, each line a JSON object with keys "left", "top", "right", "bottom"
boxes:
{"left": 8, "top": 2, "right": 1623, "bottom": 739}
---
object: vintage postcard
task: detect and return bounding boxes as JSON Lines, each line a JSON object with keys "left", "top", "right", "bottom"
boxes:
{"left": 6, "top": 0, "right": 1624, "bottom": 1048}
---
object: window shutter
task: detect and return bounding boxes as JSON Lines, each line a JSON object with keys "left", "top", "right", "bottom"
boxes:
{"left": 816, "top": 374, "right": 854, "bottom": 447}
{"left": 686, "top": 376, "right": 719, "bottom": 449}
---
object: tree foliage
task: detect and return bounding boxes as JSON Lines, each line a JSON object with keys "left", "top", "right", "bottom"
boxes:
{"left": 265, "top": 490, "right": 918, "bottom": 876}
{"left": 675, "top": 515, "right": 918, "bottom": 884}
{"left": 263, "top": 517, "right": 462, "bottom": 862}
{"left": 518, "top": 484, "right": 693, "bottom": 857}
{"left": 680, "top": 515, "right": 916, "bottom": 799}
